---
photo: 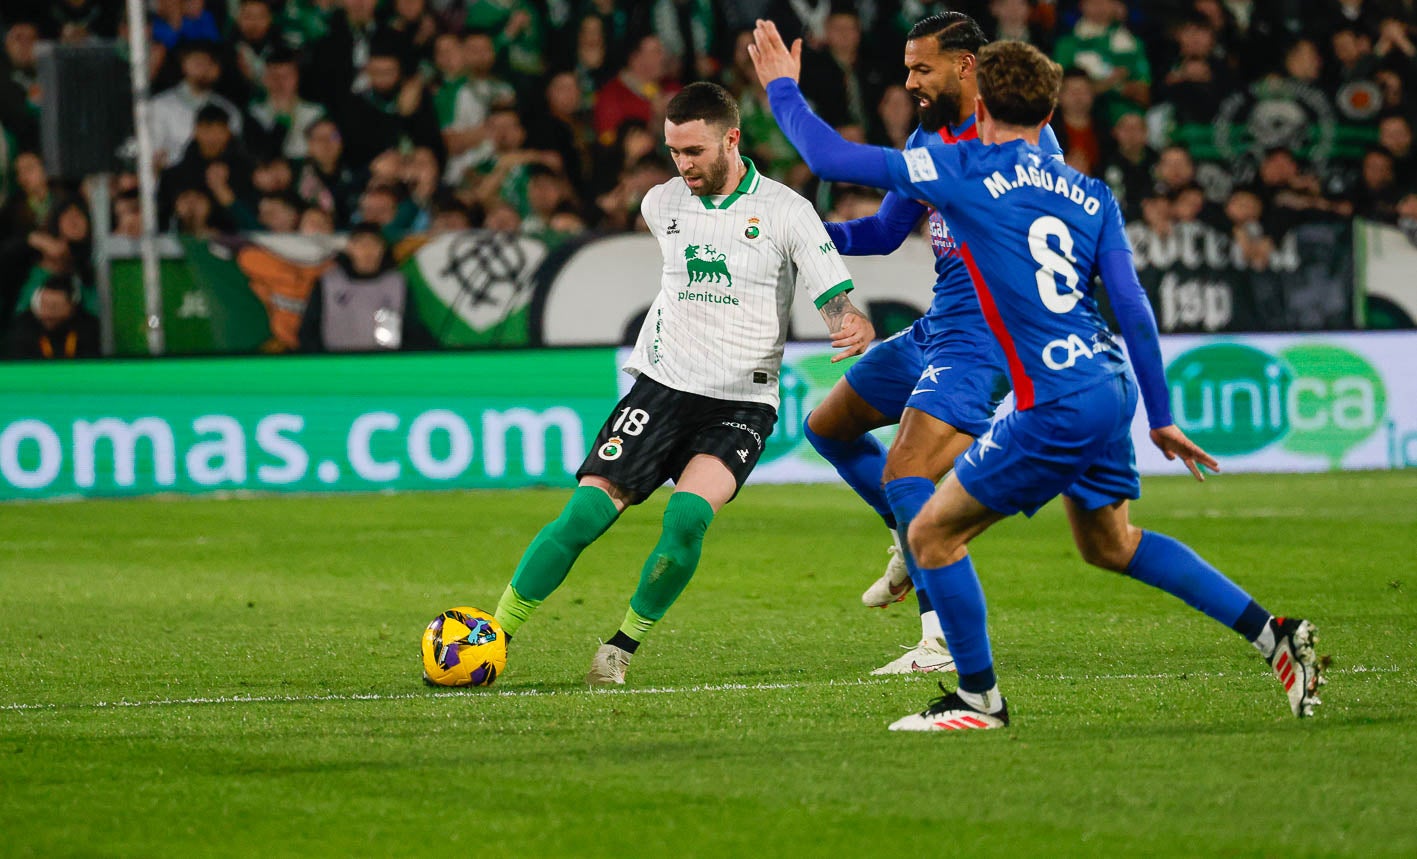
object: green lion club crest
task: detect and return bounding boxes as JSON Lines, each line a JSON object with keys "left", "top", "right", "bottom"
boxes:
{"left": 684, "top": 244, "right": 732, "bottom": 287}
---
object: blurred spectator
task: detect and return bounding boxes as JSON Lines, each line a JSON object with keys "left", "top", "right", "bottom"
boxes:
{"left": 299, "top": 222, "right": 429, "bottom": 352}
{"left": 46, "top": 0, "right": 121, "bottom": 41}
{"left": 593, "top": 34, "right": 680, "bottom": 147}
{"left": 483, "top": 199, "right": 523, "bottom": 232}
{"left": 278, "top": 0, "right": 338, "bottom": 53}
{"left": 149, "top": 42, "right": 244, "bottom": 167}
{"left": 595, "top": 153, "right": 673, "bottom": 232}
{"left": 356, "top": 183, "right": 403, "bottom": 232}
{"left": 1377, "top": 112, "right": 1415, "bottom": 185}
{"left": 257, "top": 191, "right": 303, "bottom": 232}
{"left": 150, "top": 0, "right": 221, "bottom": 51}
{"left": 1159, "top": 16, "right": 1227, "bottom": 124}
{"left": 468, "top": 107, "right": 561, "bottom": 217}
{"left": 436, "top": 32, "right": 518, "bottom": 185}
{"left": 1254, "top": 147, "right": 1350, "bottom": 233}
{"left": 1, "top": 151, "right": 52, "bottom": 236}
{"left": 306, "top": 0, "right": 401, "bottom": 108}
{"left": 874, "top": 85, "right": 916, "bottom": 149}
{"left": 1318, "top": 0, "right": 1384, "bottom": 36}
{"left": 231, "top": 0, "right": 284, "bottom": 102}
{"left": 1198, "top": 0, "right": 1284, "bottom": 82}
{"left": 1054, "top": 0, "right": 1151, "bottom": 120}
{"left": 1353, "top": 147, "right": 1403, "bottom": 221}
{"left": 521, "top": 163, "right": 577, "bottom": 233}
{"left": 160, "top": 103, "right": 257, "bottom": 229}
{"left": 112, "top": 189, "right": 143, "bottom": 239}
{"left": 298, "top": 205, "right": 335, "bottom": 234}
{"left": 650, "top": 0, "right": 720, "bottom": 83}
{"left": 1, "top": 19, "right": 42, "bottom": 143}
{"left": 1052, "top": 68, "right": 1105, "bottom": 175}
{"left": 1226, "top": 188, "right": 1276, "bottom": 270}
{"left": 546, "top": 202, "right": 589, "bottom": 240}
{"left": 1373, "top": 15, "right": 1416, "bottom": 65}
{"left": 427, "top": 190, "right": 472, "bottom": 234}
{"left": 402, "top": 145, "right": 444, "bottom": 231}
{"left": 573, "top": 14, "right": 616, "bottom": 101}
{"left": 245, "top": 47, "right": 326, "bottom": 161}
{"left": 7, "top": 275, "right": 99, "bottom": 360}
{"left": 252, "top": 154, "right": 295, "bottom": 196}
{"left": 527, "top": 71, "right": 595, "bottom": 197}
{"left": 1099, "top": 110, "right": 1157, "bottom": 219}
{"left": 1281, "top": 38, "right": 1323, "bottom": 88}
{"left": 334, "top": 35, "right": 445, "bottom": 167}
{"left": 172, "top": 186, "right": 222, "bottom": 236}
{"left": 7, "top": 197, "right": 95, "bottom": 318}
{"left": 463, "top": 0, "right": 545, "bottom": 84}
{"left": 827, "top": 185, "right": 885, "bottom": 221}
{"left": 800, "top": 9, "right": 877, "bottom": 140}
{"left": 389, "top": 0, "right": 440, "bottom": 67}
{"left": 295, "top": 118, "right": 361, "bottom": 226}
{"left": 1153, "top": 144, "right": 1196, "bottom": 196}
{"left": 988, "top": 0, "right": 1052, "bottom": 54}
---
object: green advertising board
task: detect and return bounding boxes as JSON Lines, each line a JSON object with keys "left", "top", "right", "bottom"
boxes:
{"left": 0, "top": 351, "right": 620, "bottom": 500}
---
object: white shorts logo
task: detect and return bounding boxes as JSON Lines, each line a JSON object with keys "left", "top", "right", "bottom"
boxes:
{"left": 598, "top": 436, "right": 625, "bottom": 460}
{"left": 904, "top": 148, "right": 938, "bottom": 183}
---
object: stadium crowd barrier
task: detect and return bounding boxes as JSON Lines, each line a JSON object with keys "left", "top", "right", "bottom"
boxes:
{"left": 2, "top": 331, "right": 1415, "bottom": 501}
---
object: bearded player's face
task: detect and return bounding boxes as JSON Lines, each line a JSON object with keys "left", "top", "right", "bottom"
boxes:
{"left": 903, "top": 39, "right": 966, "bottom": 132}
{"left": 665, "top": 119, "right": 737, "bottom": 197}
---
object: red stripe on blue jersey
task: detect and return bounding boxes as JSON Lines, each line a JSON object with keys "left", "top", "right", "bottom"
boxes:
{"left": 957, "top": 242, "right": 1036, "bottom": 410}
{"left": 937, "top": 118, "right": 978, "bottom": 145}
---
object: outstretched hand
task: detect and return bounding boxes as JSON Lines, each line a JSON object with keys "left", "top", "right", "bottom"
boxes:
{"left": 1150, "top": 425, "right": 1220, "bottom": 481}
{"left": 747, "top": 19, "right": 802, "bottom": 87}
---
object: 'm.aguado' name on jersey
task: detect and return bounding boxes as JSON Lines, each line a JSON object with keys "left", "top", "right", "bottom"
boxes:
{"left": 626, "top": 157, "right": 853, "bottom": 408}
{"left": 896, "top": 121, "right": 1062, "bottom": 354}
{"left": 885, "top": 140, "right": 1130, "bottom": 410}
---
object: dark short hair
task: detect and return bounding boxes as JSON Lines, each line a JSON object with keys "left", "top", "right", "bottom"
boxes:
{"left": 907, "top": 12, "right": 988, "bottom": 54}
{"left": 665, "top": 82, "right": 739, "bottom": 131}
{"left": 195, "top": 103, "right": 232, "bottom": 126}
{"left": 976, "top": 41, "right": 1062, "bottom": 127}
{"left": 348, "top": 221, "right": 386, "bottom": 241}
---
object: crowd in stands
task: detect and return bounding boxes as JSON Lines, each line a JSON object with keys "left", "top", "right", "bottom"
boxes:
{"left": 0, "top": 0, "right": 1415, "bottom": 356}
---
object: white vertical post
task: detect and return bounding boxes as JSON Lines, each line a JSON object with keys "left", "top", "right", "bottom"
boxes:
{"left": 125, "top": 0, "right": 164, "bottom": 355}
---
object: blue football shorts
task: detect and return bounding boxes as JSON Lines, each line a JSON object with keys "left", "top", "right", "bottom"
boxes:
{"left": 954, "top": 370, "right": 1143, "bottom": 517}
{"left": 844, "top": 320, "right": 1009, "bottom": 438}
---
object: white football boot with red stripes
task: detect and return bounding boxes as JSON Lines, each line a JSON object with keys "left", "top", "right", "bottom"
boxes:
{"left": 888, "top": 686, "right": 1009, "bottom": 732}
{"left": 1264, "top": 617, "right": 1323, "bottom": 717}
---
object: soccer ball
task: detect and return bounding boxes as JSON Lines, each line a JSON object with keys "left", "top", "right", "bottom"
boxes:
{"left": 421, "top": 607, "right": 507, "bottom": 687}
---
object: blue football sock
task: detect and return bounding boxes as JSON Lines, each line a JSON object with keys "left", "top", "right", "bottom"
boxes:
{"left": 884, "top": 476, "right": 935, "bottom": 611}
{"left": 803, "top": 416, "right": 894, "bottom": 529}
{"left": 915, "top": 553, "right": 995, "bottom": 693}
{"left": 1126, "top": 531, "right": 1271, "bottom": 640}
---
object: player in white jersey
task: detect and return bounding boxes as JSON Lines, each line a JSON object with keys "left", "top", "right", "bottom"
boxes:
{"left": 492, "top": 82, "right": 874, "bottom": 686}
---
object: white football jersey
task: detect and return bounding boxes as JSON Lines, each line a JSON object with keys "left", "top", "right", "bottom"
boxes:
{"left": 625, "top": 158, "right": 854, "bottom": 407}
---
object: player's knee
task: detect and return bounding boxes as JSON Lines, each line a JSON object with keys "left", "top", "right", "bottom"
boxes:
{"left": 662, "top": 493, "right": 713, "bottom": 547}
{"left": 907, "top": 515, "right": 967, "bottom": 568}
{"left": 1076, "top": 532, "right": 1135, "bottom": 572}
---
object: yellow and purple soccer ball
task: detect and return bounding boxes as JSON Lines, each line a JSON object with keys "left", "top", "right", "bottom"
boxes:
{"left": 421, "top": 607, "right": 507, "bottom": 687}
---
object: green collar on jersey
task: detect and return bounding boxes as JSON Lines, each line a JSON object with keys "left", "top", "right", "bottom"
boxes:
{"left": 697, "top": 157, "right": 761, "bottom": 211}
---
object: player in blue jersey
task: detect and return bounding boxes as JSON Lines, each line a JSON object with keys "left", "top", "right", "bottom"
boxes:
{"left": 805, "top": 12, "right": 1065, "bottom": 677}
{"left": 751, "top": 26, "right": 1323, "bottom": 729}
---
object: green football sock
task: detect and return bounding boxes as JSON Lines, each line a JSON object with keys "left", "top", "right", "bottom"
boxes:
{"left": 496, "top": 486, "right": 620, "bottom": 636}
{"left": 624, "top": 492, "right": 715, "bottom": 640}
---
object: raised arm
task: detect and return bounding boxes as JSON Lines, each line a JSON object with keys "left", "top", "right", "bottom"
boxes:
{"left": 825, "top": 192, "right": 927, "bottom": 256}
{"left": 749, "top": 21, "right": 895, "bottom": 189}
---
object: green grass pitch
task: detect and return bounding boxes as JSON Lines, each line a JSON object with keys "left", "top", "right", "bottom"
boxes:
{"left": 2, "top": 471, "right": 1415, "bottom": 857}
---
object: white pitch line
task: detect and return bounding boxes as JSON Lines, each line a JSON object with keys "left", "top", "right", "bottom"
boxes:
{"left": 0, "top": 666, "right": 1400, "bottom": 714}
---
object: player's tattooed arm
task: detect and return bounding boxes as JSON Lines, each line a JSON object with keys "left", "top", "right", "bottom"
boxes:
{"left": 820, "top": 293, "right": 875, "bottom": 363}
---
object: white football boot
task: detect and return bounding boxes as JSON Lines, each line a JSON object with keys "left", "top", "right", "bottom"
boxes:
{"left": 1260, "top": 617, "right": 1324, "bottom": 717}
{"left": 585, "top": 643, "right": 632, "bottom": 687}
{"left": 870, "top": 636, "right": 956, "bottom": 675}
{"left": 861, "top": 534, "right": 913, "bottom": 607}
{"left": 889, "top": 685, "right": 1009, "bottom": 732}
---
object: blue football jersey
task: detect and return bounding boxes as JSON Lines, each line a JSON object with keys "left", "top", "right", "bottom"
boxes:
{"left": 907, "top": 119, "right": 1063, "bottom": 357}
{"left": 883, "top": 138, "right": 1130, "bottom": 410}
